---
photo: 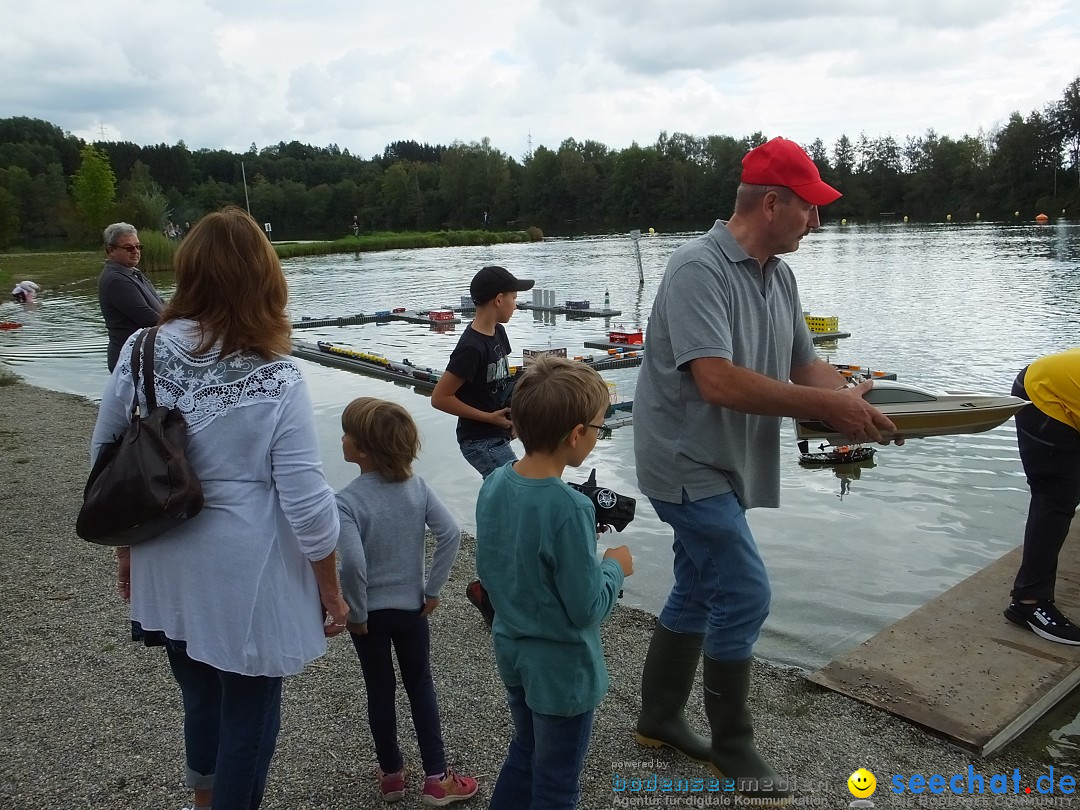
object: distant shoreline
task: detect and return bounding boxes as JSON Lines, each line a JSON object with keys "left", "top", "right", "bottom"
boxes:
{"left": 0, "top": 227, "right": 540, "bottom": 293}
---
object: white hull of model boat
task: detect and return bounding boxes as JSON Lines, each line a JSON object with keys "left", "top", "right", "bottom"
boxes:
{"left": 795, "top": 380, "right": 1029, "bottom": 442}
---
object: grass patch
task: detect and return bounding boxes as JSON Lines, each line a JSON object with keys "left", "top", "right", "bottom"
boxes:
{"left": 137, "top": 232, "right": 177, "bottom": 273}
{"left": 0, "top": 250, "right": 104, "bottom": 292}
{"left": 273, "top": 229, "right": 533, "bottom": 259}
{"left": 1, "top": 228, "right": 537, "bottom": 292}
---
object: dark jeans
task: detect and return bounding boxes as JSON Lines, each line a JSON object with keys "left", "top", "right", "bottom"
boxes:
{"left": 165, "top": 644, "right": 283, "bottom": 810}
{"left": 488, "top": 685, "right": 595, "bottom": 810}
{"left": 1011, "top": 368, "right": 1080, "bottom": 601}
{"left": 350, "top": 608, "right": 445, "bottom": 776}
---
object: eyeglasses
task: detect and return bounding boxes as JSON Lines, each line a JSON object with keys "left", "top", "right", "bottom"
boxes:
{"left": 110, "top": 243, "right": 143, "bottom": 253}
{"left": 560, "top": 422, "right": 614, "bottom": 443}
{"left": 587, "top": 423, "right": 613, "bottom": 440}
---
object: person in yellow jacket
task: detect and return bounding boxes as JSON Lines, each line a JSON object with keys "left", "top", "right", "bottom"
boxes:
{"left": 1005, "top": 348, "right": 1080, "bottom": 644}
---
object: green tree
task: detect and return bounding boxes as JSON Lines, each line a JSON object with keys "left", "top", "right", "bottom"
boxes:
{"left": 436, "top": 138, "right": 509, "bottom": 227}
{"left": 520, "top": 146, "right": 563, "bottom": 226}
{"left": 858, "top": 135, "right": 904, "bottom": 215}
{"left": 379, "top": 162, "right": 422, "bottom": 229}
{"left": 71, "top": 144, "right": 117, "bottom": 237}
{"left": 117, "top": 160, "right": 172, "bottom": 232}
{"left": 190, "top": 178, "right": 232, "bottom": 216}
{"left": 990, "top": 111, "right": 1061, "bottom": 215}
{"left": 605, "top": 143, "right": 666, "bottom": 226}
{"left": 699, "top": 135, "right": 747, "bottom": 218}
{"left": 30, "top": 163, "right": 70, "bottom": 239}
{"left": 1053, "top": 77, "right": 1080, "bottom": 193}
{"left": 833, "top": 135, "right": 855, "bottom": 176}
{"left": 0, "top": 117, "right": 82, "bottom": 174}
{"left": 0, "top": 186, "right": 19, "bottom": 247}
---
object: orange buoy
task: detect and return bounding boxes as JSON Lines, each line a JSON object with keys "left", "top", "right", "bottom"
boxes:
{"left": 0, "top": 321, "right": 22, "bottom": 330}
{"left": 1035, "top": 213, "right": 1049, "bottom": 223}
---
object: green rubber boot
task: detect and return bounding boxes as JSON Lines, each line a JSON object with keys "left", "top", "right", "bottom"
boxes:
{"left": 703, "top": 656, "right": 792, "bottom": 806}
{"left": 634, "top": 624, "right": 711, "bottom": 763}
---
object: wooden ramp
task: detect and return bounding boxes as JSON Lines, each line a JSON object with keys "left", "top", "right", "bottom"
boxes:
{"left": 808, "top": 527, "right": 1080, "bottom": 756}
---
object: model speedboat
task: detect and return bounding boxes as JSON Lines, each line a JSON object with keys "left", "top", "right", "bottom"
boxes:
{"left": 795, "top": 379, "right": 1029, "bottom": 442}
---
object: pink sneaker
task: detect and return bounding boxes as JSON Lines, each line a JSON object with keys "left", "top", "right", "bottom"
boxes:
{"left": 376, "top": 764, "right": 406, "bottom": 802}
{"left": 421, "top": 769, "right": 478, "bottom": 806}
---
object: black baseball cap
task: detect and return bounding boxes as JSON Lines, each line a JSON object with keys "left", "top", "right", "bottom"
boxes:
{"left": 470, "top": 265, "right": 534, "bottom": 304}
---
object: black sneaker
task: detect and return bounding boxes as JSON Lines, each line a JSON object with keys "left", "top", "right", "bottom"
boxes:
{"left": 1004, "top": 600, "right": 1080, "bottom": 645}
{"left": 466, "top": 580, "right": 495, "bottom": 629}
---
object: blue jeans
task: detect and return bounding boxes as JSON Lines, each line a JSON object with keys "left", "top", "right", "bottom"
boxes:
{"left": 488, "top": 686, "right": 594, "bottom": 810}
{"left": 1011, "top": 368, "right": 1080, "bottom": 601}
{"left": 651, "top": 490, "right": 771, "bottom": 661}
{"left": 349, "top": 609, "right": 445, "bottom": 776}
{"left": 165, "top": 644, "right": 283, "bottom": 810}
{"left": 459, "top": 437, "right": 517, "bottom": 479}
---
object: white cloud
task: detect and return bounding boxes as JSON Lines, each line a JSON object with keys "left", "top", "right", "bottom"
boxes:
{"left": 0, "top": 0, "right": 1076, "bottom": 161}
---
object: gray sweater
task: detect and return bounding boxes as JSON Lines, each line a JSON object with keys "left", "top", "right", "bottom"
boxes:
{"left": 97, "top": 260, "right": 165, "bottom": 371}
{"left": 335, "top": 471, "right": 461, "bottom": 624}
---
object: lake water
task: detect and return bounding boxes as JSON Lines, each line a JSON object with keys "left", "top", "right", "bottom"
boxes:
{"left": 3, "top": 220, "right": 1080, "bottom": 760}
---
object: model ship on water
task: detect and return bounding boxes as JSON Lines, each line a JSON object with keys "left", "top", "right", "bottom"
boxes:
{"left": 795, "top": 380, "right": 1029, "bottom": 442}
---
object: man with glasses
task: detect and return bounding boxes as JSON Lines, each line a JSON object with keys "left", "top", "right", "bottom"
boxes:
{"left": 98, "top": 222, "right": 165, "bottom": 371}
{"left": 632, "top": 138, "right": 897, "bottom": 804}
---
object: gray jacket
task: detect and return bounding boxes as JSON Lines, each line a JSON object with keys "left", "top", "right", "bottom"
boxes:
{"left": 98, "top": 260, "right": 164, "bottom": 371}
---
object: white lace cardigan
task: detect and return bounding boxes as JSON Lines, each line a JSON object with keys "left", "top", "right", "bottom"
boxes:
{"left": 90, "top": 319, "right": 340, "bottom": 677}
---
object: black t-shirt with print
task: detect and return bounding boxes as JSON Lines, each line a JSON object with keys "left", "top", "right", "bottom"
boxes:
{"left": 445, "top": 323, "right": 514, "bottom": 443}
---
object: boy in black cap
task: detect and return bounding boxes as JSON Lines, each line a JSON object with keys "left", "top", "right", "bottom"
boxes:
{"left": 432, "top": 265, "right": 534, "bottom": 479}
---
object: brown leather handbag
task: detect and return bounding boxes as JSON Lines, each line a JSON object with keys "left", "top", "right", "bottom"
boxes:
{"left": 76, "top": 327, "right": 204, "bottom": 545}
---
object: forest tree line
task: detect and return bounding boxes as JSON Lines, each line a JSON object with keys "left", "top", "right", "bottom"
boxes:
{"left": 1, "top": 77, "right": 1078, "bottom": 248}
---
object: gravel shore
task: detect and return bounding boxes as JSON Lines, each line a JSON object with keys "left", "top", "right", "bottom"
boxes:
{"left": 0, "top": 374, "right": 1056, "bottom": 809}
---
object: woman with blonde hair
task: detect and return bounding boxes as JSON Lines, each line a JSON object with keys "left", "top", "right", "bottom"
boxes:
{"left": 90, "top": 207, "right": 348, "bottom": 810}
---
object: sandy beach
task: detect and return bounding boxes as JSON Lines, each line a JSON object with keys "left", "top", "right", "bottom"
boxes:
{"left": 0, "top": 373, "right": 1063, "bottom": 809}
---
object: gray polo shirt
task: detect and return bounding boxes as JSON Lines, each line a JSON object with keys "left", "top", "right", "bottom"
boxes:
{"left": 633, "top": 220, "right": 818, "bottom": 509}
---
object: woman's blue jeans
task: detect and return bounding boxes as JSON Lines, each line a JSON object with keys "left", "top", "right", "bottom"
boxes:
{"left": 488, "top": 686, "right": 594, "bottom": 810}
{"left": 165, "top": 644, "right": 283, "bottom": 810}
{"left": 459, "top": 437, "right": 517, "bottom": 479}
{"left": 651, "top": 490, "right": 771, "bottom": 661}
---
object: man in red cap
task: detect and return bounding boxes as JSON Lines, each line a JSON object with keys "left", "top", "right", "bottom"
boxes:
{"left": 632, "top": 137, "right": 896, "bottom": 804}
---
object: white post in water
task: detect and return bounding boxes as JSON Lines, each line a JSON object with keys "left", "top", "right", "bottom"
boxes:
{"left": 242, "top": 161, "right": 251, "bottom": 215}
{"left": 630, "top": 229, "right": 644, "bottom": 286}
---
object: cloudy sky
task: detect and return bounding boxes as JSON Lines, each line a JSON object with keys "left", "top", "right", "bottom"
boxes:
{"left": 3, "top": 1, "right": 1078, "bottom": 161}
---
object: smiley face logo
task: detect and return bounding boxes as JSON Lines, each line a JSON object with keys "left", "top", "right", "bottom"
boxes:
{"left": 848, "top": 768, "right": 876, "bottom": 798}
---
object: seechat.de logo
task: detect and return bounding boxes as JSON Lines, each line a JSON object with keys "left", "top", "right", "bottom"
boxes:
{"left": 848, "top": 768, "right": 877, "bottom": 808}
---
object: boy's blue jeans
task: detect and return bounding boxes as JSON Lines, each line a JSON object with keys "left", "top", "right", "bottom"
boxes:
{"left": 165, "top": 643, "right": 283, "bottom": 810}
{"left": 651, "top": 490, "right": 771, "bottom": 661}
{"left": 460, "top": 437, "right": 517, "bottom": 479}
{"left": 488, "top": 685, "right": 594, "bottom": 810}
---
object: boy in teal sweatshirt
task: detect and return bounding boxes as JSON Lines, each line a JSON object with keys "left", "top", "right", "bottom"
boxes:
{"left": 476, "top": 355, "right": 634, "bottom": 810}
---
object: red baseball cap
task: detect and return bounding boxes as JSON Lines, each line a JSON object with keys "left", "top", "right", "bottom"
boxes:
{"left": 741, "top": 137, "right": 841, "bottom": 206}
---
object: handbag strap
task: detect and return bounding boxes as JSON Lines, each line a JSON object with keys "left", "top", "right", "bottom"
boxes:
{"left": 141, "top": 326, "right": 160, "bottom": 412}
{"left": 128, "top": 326, "right": 160, "bottom": 417}
{"left": 128, "top": 329, "right": 146, "bottom": 418}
